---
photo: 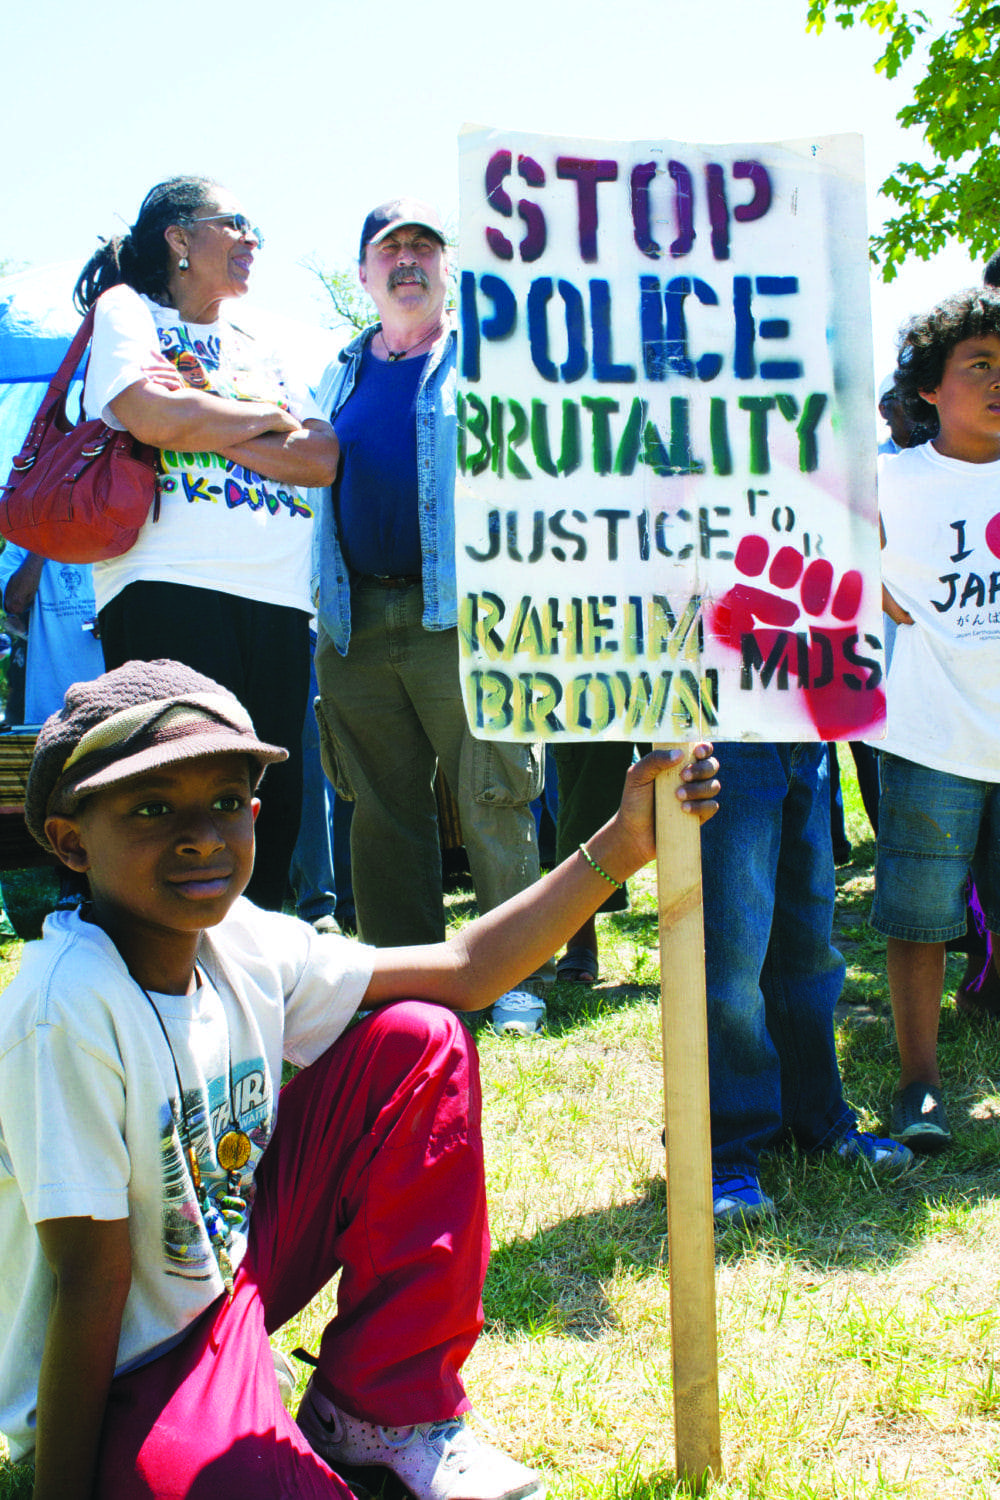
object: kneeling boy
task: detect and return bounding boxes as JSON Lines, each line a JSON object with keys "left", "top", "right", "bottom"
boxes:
{"left": 0, "top": 659, "right": 719, "bottom": 1500}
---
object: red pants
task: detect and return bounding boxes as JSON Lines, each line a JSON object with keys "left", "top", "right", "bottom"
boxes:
{"left": 96, "top": 1002, "right": 490, "bottom": 1499}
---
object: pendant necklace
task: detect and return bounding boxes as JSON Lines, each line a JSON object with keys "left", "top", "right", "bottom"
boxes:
{"left": 216, "top": 1122, "right": 252, "bottom": 1173}
{"left": 138, "top": 976, "right": 250, "bottom": 1296}
{"left": 380, "top": 322, "right": 442, "bottom": 362}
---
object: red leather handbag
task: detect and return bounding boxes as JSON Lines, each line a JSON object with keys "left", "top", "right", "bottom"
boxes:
{"left": 0, "top": 306, "right": 159, "bottom": 563}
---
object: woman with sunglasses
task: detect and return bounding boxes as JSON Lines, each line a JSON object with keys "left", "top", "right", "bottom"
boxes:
{"left": 73, "top": 176, "right": 338, "bottom": 909}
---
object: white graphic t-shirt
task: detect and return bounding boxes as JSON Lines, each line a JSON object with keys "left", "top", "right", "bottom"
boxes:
{"left": 0, "top": 900, "right": 374, "bottom": 1461}
{"left": 879, "top": 441, "right": 1000, "bottom": 780}
{"left": 83, "top": 286, "right": 324, "bottom": 615}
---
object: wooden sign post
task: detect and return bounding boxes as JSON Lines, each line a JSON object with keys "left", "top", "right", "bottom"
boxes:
{"left": 655, "top": 756, "right": 721, "bottom": 1488}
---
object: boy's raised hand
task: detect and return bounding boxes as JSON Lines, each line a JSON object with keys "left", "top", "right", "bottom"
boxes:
{"left": 610, "top": 744, "right": 720, "bottom": 871}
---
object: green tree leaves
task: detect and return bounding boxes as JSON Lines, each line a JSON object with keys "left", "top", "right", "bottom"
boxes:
{"left": 304, "top": 258, "right": 376, "bottom": 333}
{"left": 807, "top": 1, "right": 1000, "bottom": 278}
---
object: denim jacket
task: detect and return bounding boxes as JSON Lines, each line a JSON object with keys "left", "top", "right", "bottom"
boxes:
{"left": 309, "top": 321, "right": 457, "bottom": 655}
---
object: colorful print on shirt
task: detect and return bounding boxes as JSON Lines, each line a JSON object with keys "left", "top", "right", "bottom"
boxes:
{"left": 154, "top": 318, "right": 312, "bottom": 526}
{"left": 159, "top": 1055, "right": 271, "bottom": 1281}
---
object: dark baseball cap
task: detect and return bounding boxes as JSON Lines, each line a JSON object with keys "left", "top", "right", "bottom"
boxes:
{"left": 359, "top": 198, "right": 446, "bottom": 258}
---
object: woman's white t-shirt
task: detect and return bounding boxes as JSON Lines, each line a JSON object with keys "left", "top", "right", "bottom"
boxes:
{"left": 84, "top": 286, "right": 323, "bottom": 615}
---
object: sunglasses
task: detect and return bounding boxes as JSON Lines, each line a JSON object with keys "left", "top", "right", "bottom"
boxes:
{"left": 187, "top": 213, "right": 264, "bottom": 248}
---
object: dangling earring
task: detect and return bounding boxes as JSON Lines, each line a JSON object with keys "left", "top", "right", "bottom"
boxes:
{"left": 179, "top": 256, "right": 189, "bottom": 271}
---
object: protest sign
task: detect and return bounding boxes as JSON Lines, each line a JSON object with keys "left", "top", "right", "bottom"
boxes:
{"left": 457, "top": 126, "right": 884, "bottom": 743}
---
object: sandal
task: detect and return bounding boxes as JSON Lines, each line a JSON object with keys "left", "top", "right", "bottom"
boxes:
{"left": 556, "top": 945, "right": 599, "bottom": 984}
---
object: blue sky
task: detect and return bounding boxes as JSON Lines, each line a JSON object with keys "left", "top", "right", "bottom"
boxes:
{"left": 1, "top": 0, "right": 978, "bottom": 380}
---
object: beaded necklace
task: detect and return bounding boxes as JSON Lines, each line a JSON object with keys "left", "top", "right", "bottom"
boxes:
{"left": 138, "top": 976, "right": 251, "bottom": 1296}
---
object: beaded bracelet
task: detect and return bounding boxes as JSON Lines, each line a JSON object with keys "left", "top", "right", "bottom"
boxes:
{"left": 578, "top": 842, "right": 625, "bottom": 889}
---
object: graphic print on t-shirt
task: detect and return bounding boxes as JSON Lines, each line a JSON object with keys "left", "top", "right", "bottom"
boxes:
{"left": 159, "top": 1056, "right": 271, "bottom": 1280}
{"left": 928, "top": 513, "right": 1000, "bottom": 636}
{"left": 878, "top": 443, "right": 1000, "bottom": 780}
{"left": 154, "top": 320, "right": 313, "bottom": 526}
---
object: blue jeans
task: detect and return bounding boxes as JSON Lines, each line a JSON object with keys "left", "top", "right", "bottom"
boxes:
{"left": 872, "top": 753, "right": 1000, "bottom": 940}
{"left": 290, "top": 640, "right": 355, "bottom": 925}
{"left": 701, "top": 742, "right": 854, "bottom": 1174}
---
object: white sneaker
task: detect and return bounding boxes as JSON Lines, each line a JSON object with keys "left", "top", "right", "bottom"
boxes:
{"left": 490, "top": 990, "right": 546, "bottom": 1036}
{"left": 297, "top": 1376, "right": 544, "bottom": 1500}
{"left": 311, "top": 913, "right": 344, "bottom": 936}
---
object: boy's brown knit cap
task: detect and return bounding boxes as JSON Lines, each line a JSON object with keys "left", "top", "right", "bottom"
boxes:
{"left": 25, "top": 659, "right": 287, "bottom": 851}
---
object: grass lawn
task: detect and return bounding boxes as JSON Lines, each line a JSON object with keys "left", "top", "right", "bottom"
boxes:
{"left": 3, "top": 748, "right": 999, "bottom": 1497}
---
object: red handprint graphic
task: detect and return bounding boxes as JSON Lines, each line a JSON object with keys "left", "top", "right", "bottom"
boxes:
{"left": 709, "top": 535, "right": 885, "bottom": 738}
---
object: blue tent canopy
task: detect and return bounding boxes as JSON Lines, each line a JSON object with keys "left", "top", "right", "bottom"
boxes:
{"left": 0, "top": 264, "right": 82, "bottom": 482}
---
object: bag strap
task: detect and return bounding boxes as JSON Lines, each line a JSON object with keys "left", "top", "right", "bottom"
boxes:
{"left": 7, "top": 306, "right": 104, "bottom": 478}
{"left": 47, "top": 306, "right": 97, "bottom": 397}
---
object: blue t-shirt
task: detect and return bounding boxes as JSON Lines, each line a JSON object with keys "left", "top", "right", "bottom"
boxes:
{"left": 0, "top": 544, "right": 104, "bottom": 722}
{"left": 332, "top": 346, "right": 425, "bottom": 577}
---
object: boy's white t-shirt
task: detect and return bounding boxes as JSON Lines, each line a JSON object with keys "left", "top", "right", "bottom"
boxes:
{"left": 83, "top": 285, "right": 323, "bottom": 616}
{"left": 878, "top": 441, "right": 1000, "bottom": 781}
{"left": 0, "top": 901, "right": 374, "bottom": 1462}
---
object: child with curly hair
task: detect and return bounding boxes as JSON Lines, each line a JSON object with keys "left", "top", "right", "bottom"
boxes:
{"left": 875, "top": 287, "right": 1000, "bottom": 1153}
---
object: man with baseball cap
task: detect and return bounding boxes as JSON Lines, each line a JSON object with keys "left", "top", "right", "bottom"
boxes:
{"left": 310, "top": 200, "right": 552, "bottom": 1030}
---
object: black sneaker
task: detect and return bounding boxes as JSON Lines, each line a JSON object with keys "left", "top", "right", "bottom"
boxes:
{"left": 890, "top": 1082, "right": 952, "bottom": 1155}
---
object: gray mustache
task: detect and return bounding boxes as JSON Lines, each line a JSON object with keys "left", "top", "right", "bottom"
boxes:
{"left": 388, "top": 265, "right": 429, "bottom": 291}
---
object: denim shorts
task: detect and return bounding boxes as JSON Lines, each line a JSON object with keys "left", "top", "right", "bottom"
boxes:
{"left": 871, "top": 753, "right": 1000, "bottom": 941}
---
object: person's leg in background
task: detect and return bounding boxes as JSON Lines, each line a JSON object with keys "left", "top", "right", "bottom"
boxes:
{"left": 291, "top": 633, "right": 355, "bottom": 932}
{"left": 552, "top": 741, "right": 634, "bottom": 985}
{"left": 99, "top": 583, "right": 309, "bottom": 910}
{"left": 315, "top": 585, "right": 447, "bottom": 947}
